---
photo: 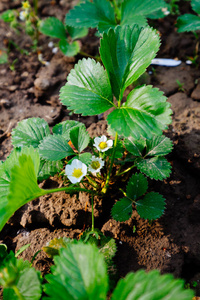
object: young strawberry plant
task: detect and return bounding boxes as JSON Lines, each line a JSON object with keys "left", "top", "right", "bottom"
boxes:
{"left": 0, "top": 25, "right": 172, "bottom": 237}
{"left": 39, "top": 17, "right": 88, "bottom": 57}
{"left": 176, "top": 0, "right": 200, "bottom": 33}
{"left": 65, "top": 0, "right": 170, "bottom": 34}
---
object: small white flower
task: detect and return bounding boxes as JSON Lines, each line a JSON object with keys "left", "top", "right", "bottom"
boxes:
{"left": 19, "top": 10, "right": 28, "bottom": 21}
{"left": 93, "top": 135, "right": 113, "bottom": 152}
{"left": 52, "top": 47, "right": 58, "bottom": 54}
{"left": 88, "top": 156, "right": 104, "bottom": 174}
{"left": 65, "top": 159, "right": 87, "bottom": 184}
{"left": 48, "top": 41, "right": 54, "bottom": 48}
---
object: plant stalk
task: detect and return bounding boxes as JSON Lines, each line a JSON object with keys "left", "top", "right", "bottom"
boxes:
{"left": 101, "top": 132, "right": 118, "bottom": 194}
{"left": 91, "top": 195, "right": 94, "bottom": 231}
{"left": 33, "top": 0, "right": 38, "bottom": 15}
{"left": 116, "top": 164, "right": 136, "bottom": 177}
{"left": 13, "top": 286, "right": 24, "bottom": 300}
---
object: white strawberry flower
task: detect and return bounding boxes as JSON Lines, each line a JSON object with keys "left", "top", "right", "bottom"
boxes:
{"left": 88, "top": 156, "right": 104, "bottom": 175}
{"left": 93, "top": 135, "right": 113, "bottom": 152}
{"left": 19, "top": 10, "right": 28, "bottom": 21}
{"left": 65, "top": 159, "right": 87, "bottom": 184}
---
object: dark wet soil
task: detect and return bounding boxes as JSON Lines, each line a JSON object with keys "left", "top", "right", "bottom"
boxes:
{"left": 1, "top": 0, "right": 200, "bottom": 297}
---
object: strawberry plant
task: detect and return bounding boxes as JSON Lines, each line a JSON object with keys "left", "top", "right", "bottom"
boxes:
{"left": 0, "top": 25, "right": 172, "bottom": 237}
{"left": 177, "top": 0, "right": 200, "bottom": 32}
{"left": 65, "top": 0, "right": 170, "bottom": 34}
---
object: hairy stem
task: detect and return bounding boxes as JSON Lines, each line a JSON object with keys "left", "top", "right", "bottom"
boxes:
{"left": 101, "top": 132, "right": 118, "bottom": 194}
{"left": 33, "top": 0, "right": 38, "bottom": 15}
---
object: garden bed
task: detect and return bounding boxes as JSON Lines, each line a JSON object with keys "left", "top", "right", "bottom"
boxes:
{"left": 0, "top": 0, "right": 200, "bottom": 297}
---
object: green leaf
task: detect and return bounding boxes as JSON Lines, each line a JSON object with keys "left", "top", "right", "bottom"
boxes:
{"left": 111, "top": 269, "right": 194, "bottom": 300}
{"left": 147, "top": 3, "right": 170, "bottom": 19}
{"left": 38, "top": 159, "right": 63, "bottom": 181}
{"left": 59, "top": 39, "right": 80, "bottom": 57}
{"left": 1, "top": 253, "right": 42, "bottom": 300}
{"left": 52, "top": 120, "right": 82, "bottom": 140}
{"left": 44, "top": 243, "right": 108, "bottom": 300}
{"left": 192, "top": 0, "right": 200, "bottom": 14}
{"left": 66, "top": 25, "right": 88, "bottom": 40}
{"left": 0, "top": 51, "right": 8, "bottom": 64}
{"left": 107, "top": 85, "right": 172, "bottom": 139}
{"left": 0, "top": 10, "right": 16, "bottom": 23}
{"left": 124, "top": 137, "right": 146, "bottom": 156}
{"left": 39, "top": 17, "right": 66, "bottom": 39}
{"left": 43, "top": 237, "right": 74, "bottom": 258}
{"left": 100, "top": 25, "right": 160, "bottom": 100}
{"left": 70, "top": 124, "right": 90, "bottom": 153}
{"left": 60, "top": 58, "right": 114, "bottom": 116}
{"left": 39, "top": 135, "right": 74, "bottom": 161}
{"left": 177, "top": 14, "right": 200, "bottom": 32}
{"left": 137, "top": 156, "right": 172, "bottom": 180}
{"left": 0, "top": 147, "right": 43, "bottom": 231}
{"left": 112, "top": 198, "right": 132, "bottom": 222}
{"left": 121, "top": 0, "right": 167, "bottom": 26}
{"left": 78, "top": 152, "right": 92, "bottom": 165}
{"left": 11, "top": 118, "right": 50, "bottom": 148}
{"left": 136, "top": 192, "right": 165, "bottom": 220}
{"left": 146, "top": 135, "right": 173, "bottom": 156}
{"left": 65, "top": 0, "right": 116, "bottom": 30}
{"left": 126, "top": 173, "right": 148, "bottom": 201}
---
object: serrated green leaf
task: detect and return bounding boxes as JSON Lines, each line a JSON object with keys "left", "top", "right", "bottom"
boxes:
{"left": 59, "top": 39, "right": 80, "bottom": 57}
{"left": 78, "top": 152, "right": 92, "bottom": 165}
{"left": 43, "top": 237, "right": 73, "bottom": 258}
{"left": 52, "top": 120, "right": 82, "bottom": 140}
{"left": 66, "top": 25, "right": 88, "bottom": 40}
{"left": 124, "top": 137, "right": 146, "bottom": 156}
{"left": 107, "top": 85, "right": 172, "bottom": 139}
{"left": 99, "top": 238, "right": 117, "bottom": 266}
{"left": 192, "top": 0, "right": 200, "bottom": 14}
{"left": 137, "top": 156, "right": 172, "bottom": 180}
{"left": 65, "top": 0, "right": 116, "bottom": 30}
{"left": 0, "top": 147, "right": 44, "bottom": 231}
{"left": 112, "top": 198, "right": 132, "bottom": 222}
{"left": 147, "top": 3, "right": 170, "bottom": 19}
{"left": 111, "top": 269, "right": 194, "bottom": 300}
{"left": 136, "top": 192, "right": 165, "bottom": 220}
{"left": 38, "top": 159, "right": 63, "bottom": 181}
{"left": 126, "top": 173, "right": 148, "bottom": 200}
{"left": 100, "top": 25, "right": 160, "bottom": 100}
{"left": 39, "top": 135, "right": 74, "bottom": 161}
{"left": 0, "top": 10, "right": 16, "bottom": 22}
{"left": 44, "top": 243, "right": 108, "bottom": 300}
{"left": 11, "top": 118, "right": 50, "bottom": 148}
{"left": 146, "top": 135, "right": 173, "bottom": 156}
{"left": 177, "top": 14, "right": 200, "bottom": 32}
{"left": 121, "top": 0, "right": 167, "bottom": 26}
{"left": 70, "top": 124, "right": 90, "bottom": 152}
{"left": 60, "top": 58, "right": 114, "bottom": 116}
{"left": 39, "top": 17, "right": 66, "bottom": 39}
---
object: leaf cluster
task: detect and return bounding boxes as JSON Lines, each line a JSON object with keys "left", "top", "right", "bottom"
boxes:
{"left": 65, "top": 0, "right": 170, "bottom": 34}
{"left": 176, "top": 0, "right": 200, "bottom": 32}
{"left": 39, "top": 17, "right": 88, "bottom": 56}
{"left": 1, "top": 241, "right": 194, "bottom": 299}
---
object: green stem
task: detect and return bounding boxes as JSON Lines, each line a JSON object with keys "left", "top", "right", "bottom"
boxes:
{"left": 91, "top": 195, "right": 94, "bottom": 231}
{"left": 102, "top": 132, "right": 118, "bottom": 194}
{"left": 112, "top": 0, "right": 121, "bottom": 23}
{"left": 116, "top": 164, "right": 136, "bottom": 177}
{"left": 79, "top": 51, "right": 101, "bottom": 62}
{"left": 13, "top": 286, "right": 24, "bottom": 300}
{"left": 33, "top": 0, "right": 38, "bottom": 15}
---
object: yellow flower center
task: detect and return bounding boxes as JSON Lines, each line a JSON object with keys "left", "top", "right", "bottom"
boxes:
{"left": 72, "top": 168, "right": 83, "bottom": 178}
{"left": 91, "top": 161, "right": 100, "bottom": 170}
{"left": 22, "top": 1, "right": 30, "bottom": 9}
{"left": 99, "top": 141, "right": 107, "bottom": 150}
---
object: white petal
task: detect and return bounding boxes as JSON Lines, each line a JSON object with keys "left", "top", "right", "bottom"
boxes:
{"left": 107, "top": 140, "right": 113, "bottom": 147}
{"left": 68, "top": 175, "right": 79, "bottom": 184}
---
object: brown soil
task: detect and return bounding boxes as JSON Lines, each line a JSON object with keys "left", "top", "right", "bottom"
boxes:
{"left": 1, "top": 0, "right": 200, "bottom": 297}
